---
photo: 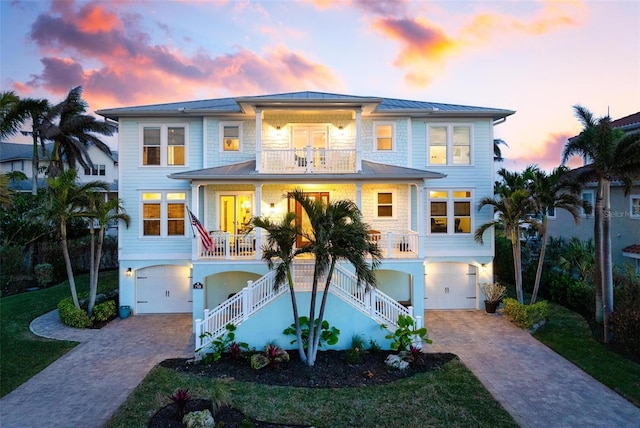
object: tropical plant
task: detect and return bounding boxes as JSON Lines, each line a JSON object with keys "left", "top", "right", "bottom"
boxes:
{"left": 475, "top": 168, "right": 536, "bottom": 304}
{"left": 480, "top": 282, "right": 507, "bottom": 303}
{"left": 494, "top": 138, "right": 509, "bottom": 162}
{"left": 0, "top": 91, "right": 50, "bottom": 194}
{"left": 168, "top": 388, "right": 192, "bottom": 419}
{"left": 562, "top": 105, "right": 640, "bottom": 342}
{"left": 197, "top": 323, "right": 245, "bottom": 362}
{"left": 384, "top": 314, "right": 431, "bottom": 351}
{"left": 525, "top": 165, "right": 586, "bottom": 304}
{"left": 288, "top": 189, "right": 382, "bottom": 366}
{"left": 558, "top": 237, "right": 596, "bottom": 282}
{"left": 39, "top": 169, "right": 108, "bottom": 308}
{"left": 86, "top": 195, "right": 130, "bottom": 316}
{"left": 283, "top": 316, "right": 340, "bottom": 350}
{"left": 39, "top": 86, "right": 116, "bottom": 179}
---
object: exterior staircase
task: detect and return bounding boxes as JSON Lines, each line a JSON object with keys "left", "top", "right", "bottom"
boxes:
{"left": 195, "top": 261, "right": 419, "bottom": 352}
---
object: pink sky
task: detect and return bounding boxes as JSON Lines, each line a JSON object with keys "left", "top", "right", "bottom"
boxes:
{"left": 1, "top": 0, "right": 638, "bottom": 171}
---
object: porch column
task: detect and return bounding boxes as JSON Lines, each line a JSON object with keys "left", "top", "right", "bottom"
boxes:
{"left": 416, "top": 182, "right": 425, "bottom": 258}
{"left": 191, "top": 184, "right": 201, "bottom": 260}
{"left": 254, "top": 184, "right": 262, "bottom": 260}
{"left": 355, "top": 108, "right": 362, "bottom": 172}
{"left": 355, "top": 183, "right": 362, "bottom": 210}
{"left": 255, "top": 108, "right": 263, "bottom": 172}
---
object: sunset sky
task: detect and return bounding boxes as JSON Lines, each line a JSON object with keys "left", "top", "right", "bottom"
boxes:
{"left": 1, "top": 0, "right": 638, "bottom": 171}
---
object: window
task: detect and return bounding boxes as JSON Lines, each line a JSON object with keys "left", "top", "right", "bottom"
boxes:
{"left": 375, "top": 123, "right": 394, "bottom": 151}
{"left": 631, "top": 195, "right": 640, "bottom": 218}
{"left": 429, "top": 190, "right": 472, "bottom": 234}
{"left": 141, "top": 124, "right": 186, "bottom": 166}
{"left": 427, "top": 124, "right": 472, "bottom": 165}
{"left": 84, "top": 164, "right": 106, "bottom": 176}
{"left": 581, "top": 190, "right": 594, "bottom": 217}
{"left": 141, "top": 191, "right": 186, "bottom": 237}
{"left": 221, "top": 122, "right": 241, "bottom": 151}
{"left": 376, "top": 192, "right": 394, "bottom": 218}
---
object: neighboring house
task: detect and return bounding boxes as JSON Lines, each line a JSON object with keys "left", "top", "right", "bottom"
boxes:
{"left": 546, "top": 111, "right": 640, "bottom": 272}
{"left": 97, "top": 91, "right": 514, "bottom": 349}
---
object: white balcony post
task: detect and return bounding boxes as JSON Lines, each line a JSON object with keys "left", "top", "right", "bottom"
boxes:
{"left": 369, "top": 287, "right": 376, "bottom": 317}
{"left": 256, "top": 109, "right": 262, "bottom": 172}
{"left": 355, "top": 108, "right": 362, "bottom": 172}
{"left": 225, "top": 232, "right": 230, "bottom": 260}
{"left": 387, "top": 231, "right": 393, "bottom": 258}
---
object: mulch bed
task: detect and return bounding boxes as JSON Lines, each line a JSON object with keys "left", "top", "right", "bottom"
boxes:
{"left": 154, "top": 349, "right": 457, "bottom": 427}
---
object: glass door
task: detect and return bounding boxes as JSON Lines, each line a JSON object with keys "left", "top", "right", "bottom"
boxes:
{"left": 288, "top": 192, "right": 329, "bottom": 247}
{"left": 292, "top": 126, "right": 327, "bottom": 169}
{"left": 219, "top": 194, "right": 252, "bottom": 237}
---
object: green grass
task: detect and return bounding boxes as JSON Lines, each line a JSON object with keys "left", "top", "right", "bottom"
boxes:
{"left": 106, "top": 359, "right": 518, "bottom": 428}
{"left": 534, "top": 302, "right": 640, "bottom": 407}
{"left": 0, "top": 270, "right": 119, "bottom": 397}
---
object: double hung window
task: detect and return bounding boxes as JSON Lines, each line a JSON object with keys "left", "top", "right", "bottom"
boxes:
{"left": 141, "top": 124, "right": 186, "bottom": 166}
{"left": 427, "top": 124, "right": 472, "bottom": 165}
{"left": 141, "top": 191, "right": 186, "bottom": 237}
{"left": 221, "top": 122, "right": 241, "bottom": 151}
{"left": 429, "top": 190, "right": 472, "bottom": 234}
{"left": 374, "top": 123, "right": 394, "bottom": 151}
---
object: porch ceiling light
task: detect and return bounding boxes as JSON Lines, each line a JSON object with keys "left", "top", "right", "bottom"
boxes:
{"left": 126, "top": 267, "right": 132, "bottom": 277}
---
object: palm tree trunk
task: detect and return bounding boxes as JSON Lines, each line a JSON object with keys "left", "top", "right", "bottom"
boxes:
{"left": 311, "top": 260, "right": 336, "bottom": 360}
{"left": 530, "top": 217, "right": 547, "bottom": 304}
{"left": 88, "top": 226, "right": 104, "bottom": 317}
{"left": 286, "top": 268, "right": 307, "bottom": 363}
{"left": 60, "top": 223, "right": 80, "bottom": 308}
{"left": 594, "top": 181, "right": 604, "bottom": 323}
{"left": 31, "top": 133, "right": 39, "bottom": 196}
{"left": 602, "top": 181, "right": 614, "bottom": 343}
{"left": 88, "top": 221, "right": 96, "bottom": 316}
{"left": 306, "top": 265, "right": 321, "bottom": 366}
{"left": 512, "top": 228, "right": 524, "bottom": 304}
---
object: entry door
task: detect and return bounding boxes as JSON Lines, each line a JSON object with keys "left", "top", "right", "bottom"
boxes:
{"left": 288, "top": 192, "right": 329, "bottom": 247}
{"left": 219, "top": 194, "right": 252, "bottom": 236}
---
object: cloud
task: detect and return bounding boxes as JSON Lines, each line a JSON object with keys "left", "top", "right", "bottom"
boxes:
{"left": 504, "top": 132, "right": 583, "bottom": 172}
{"left": 15, "top": 1, "right": 341, "bottom": 111}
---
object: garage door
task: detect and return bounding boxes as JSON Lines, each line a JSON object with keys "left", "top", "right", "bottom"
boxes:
{"left": 136, "top": 265, "right": 192, "bottom": 313}
{"left": 424, "top": 263, "right": 476, "bottom": 309}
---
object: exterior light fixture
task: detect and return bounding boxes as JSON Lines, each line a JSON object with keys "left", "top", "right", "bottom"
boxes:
{"left": 126, "top": 267, "right": 132, "bottom": 277}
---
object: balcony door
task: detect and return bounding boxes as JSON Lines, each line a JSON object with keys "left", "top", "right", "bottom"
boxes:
{"left": 292, "top": 126, "right": 327, "bottom": 168}
{"left": 219, "top": 194, "right": 252, "bottom": 237}
{"left": 288, "top": 192, "right": 329, "bottom": 247}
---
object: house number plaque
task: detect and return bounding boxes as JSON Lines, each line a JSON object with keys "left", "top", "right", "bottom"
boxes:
{"left": 193, "top": 282, "right": 203, "bottom": 289}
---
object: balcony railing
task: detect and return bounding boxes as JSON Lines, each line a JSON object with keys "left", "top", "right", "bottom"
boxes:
{"left": 261, "top": 148, "right": 356, "bottom": 173}
{"left": 196, "top": 230, "right": 419, "bottom": 260}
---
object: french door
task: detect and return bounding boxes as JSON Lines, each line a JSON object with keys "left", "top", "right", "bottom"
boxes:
{"left": 288, "top": 192, "right": 329, "bottom": 247}
{"left": 219, "top": 194, "right": 252, "bottom": 236}
{"left": 292, "top": 126, "right": 327, "bottom": 168}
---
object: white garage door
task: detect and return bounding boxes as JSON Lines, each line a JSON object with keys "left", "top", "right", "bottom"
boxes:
{"left": 424, "top": 263, "right": 476, "bottom": 309}
{"left": 136, "top": 265, "right": 192, "bottom": 313}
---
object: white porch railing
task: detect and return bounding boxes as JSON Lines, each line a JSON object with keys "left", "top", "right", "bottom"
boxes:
{"left": 198, "top": 232, "right": 257, "bottom": 259}
{"left": 194, "top": 261, "right": 421, "bottom": 353}
{"left": 367, "top": 230, "right": 420, "bottom": 259}
{"left": 261, "top": 148, "right": 356, "bottom": 173}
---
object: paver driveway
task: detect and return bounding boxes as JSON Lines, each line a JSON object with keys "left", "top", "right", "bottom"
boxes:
{"left": 424, "top": 310, "right": 640, "bottom": 428}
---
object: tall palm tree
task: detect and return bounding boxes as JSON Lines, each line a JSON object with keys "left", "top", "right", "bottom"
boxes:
{"left": 0, "top": 91, "right": 50, "bottom": 194}
{"left": 494, "top": 138, "right": 509, "bottom": 162}
{"left": 41, "top": 169, "right": 108, "bottom": 308}
{"left": 525, "top": 166, "right": 585, "bottom": 304}
{"left": 475, "top": 169, "right": 536, "bottom": 304}
{"left": 250, "top": 212, "right": 307, "bottom": 362}
{"left": 289, "top": 189, "right": 381, "bottom": 366}
{"left": 39, "top": 86, "right": 116, "bottom": 178}
{"left": 86, "top": 195, "right": 130, "bottom": 316}
{"left": 562, "top": 105, "right": 640, "bottom": 342}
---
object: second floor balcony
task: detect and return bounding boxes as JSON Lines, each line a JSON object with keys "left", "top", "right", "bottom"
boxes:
{"left": 260, "top": 148, "right": 356, "bottom": 174}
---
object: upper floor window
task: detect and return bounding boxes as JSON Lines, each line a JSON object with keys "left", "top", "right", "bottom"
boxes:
{"left": 429, "top": 190, "right": 472, "bottom": 234}
{"left": 427, "top": 124, "right": 472, "bottom": 165}
{"left": 376, "top": 191, "right": 395, "bottom": 219}
{"left": 631, "top": 195, "right": 640, "bottom": 218}
{"left": 141, "top": 124, "right": 186, "bottom": 166}
{"left": 374, "top": 123, "right": 394, "bottom": 151}
{"left": 84, "top": 164, "right": 106, "bottom": 176}
{"left": 141, "top": 191, "right": 186, "bottom": 237}
{"left": 221, "top": 122, "right": 241, "bottom": 151}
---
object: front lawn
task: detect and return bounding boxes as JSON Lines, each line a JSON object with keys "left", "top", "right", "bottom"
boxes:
{"left": 106, "top": 358, "right": 518, "bottom": 427}
{"left": 534, "top": 301, "right": 640, "bottom": 407}
{"left": 0, "top": 270, "right": 119, "bottom": 397}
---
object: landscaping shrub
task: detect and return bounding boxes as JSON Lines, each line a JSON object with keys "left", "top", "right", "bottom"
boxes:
{"left": 91, "top": 299, "right": 116, "bottom": 322}
{"left": 612, "top": 267, "right": 640, "bottom": 357}
{"left": 494, "top": 236, "right": 515, "bottom": 284}
{"left": 503, "top": 298, "right": 548, "bottom": 329}
{"left": 57, "top": 297, "right": 91, "bottom": 328}
{"left": 34, "top": 263, "right": 54, "bottom": 288}
{"left": 547, "top": 272, "right": 594, "bottom": 319}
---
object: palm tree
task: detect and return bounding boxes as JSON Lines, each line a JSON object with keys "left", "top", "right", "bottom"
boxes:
{"left": 86, "top": 195, "right": 130, "bottom": 316}
{"left": 525, "top": 166, "right": 585, "bottom": 304}
{"left": 39, "top": 86, "right": 116, "bottom": 178}
{"left": 41, "top": 169, "right": 108, "bottom": 308}
{"left": 250, "top": 211, "right": 307, "bottom": 362}
{"left": 494, "top": 138, "right": 509, "bottom": 162}
{"left": 562, "top": 105, "right": 640, "bottom": 342}
{"left": 289, "top": 189, "right": 381, "bottom": 366}
{"left": 475, "top": 169, "right": 536, "bottom": 304}
{"left": 559, "top": 237, "right": 595, "bottom": 282}
{"left": 0, "top": 91, "right": 50, "bottom": 194}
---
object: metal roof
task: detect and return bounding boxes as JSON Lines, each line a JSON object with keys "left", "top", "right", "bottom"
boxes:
{"left": 168, "top": 160, "right": 445, "bottom": 182}
{"left": 0, "top": 142, "right": 118, "bottom": 163}
{"left": 97, "top": 91, "right": 514, "bottom": 121}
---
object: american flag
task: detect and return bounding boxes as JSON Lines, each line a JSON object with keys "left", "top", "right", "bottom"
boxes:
{"left": 188, "top": 209, "right": 214, "bottom": 252}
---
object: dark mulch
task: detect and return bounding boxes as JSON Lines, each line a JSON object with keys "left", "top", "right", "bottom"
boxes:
{"left": 156, "top": 350, "right": 457, "bottom": 427}
{"left": 161, "top": 349, "right": 457, "bottom": 388}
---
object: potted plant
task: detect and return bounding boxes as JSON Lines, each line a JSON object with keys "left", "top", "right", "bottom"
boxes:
{"left": 481, "top": 282, "right": 507, "bottom": 313}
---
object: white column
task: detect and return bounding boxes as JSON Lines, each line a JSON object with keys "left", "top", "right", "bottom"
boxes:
{"left": 355, "top": 108, "right": 362, "bottom": 172}
{"left": 355, "top": 183, "right": 362, "bottom": 210}
{"left": 254, "top": 184, "right": 262, "bottom": 260}
{"left": 416, "top": 182, "right": 425, "bottom": 258}
{"left": 255, "top": 109, "right": 263, "bottom": 172}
